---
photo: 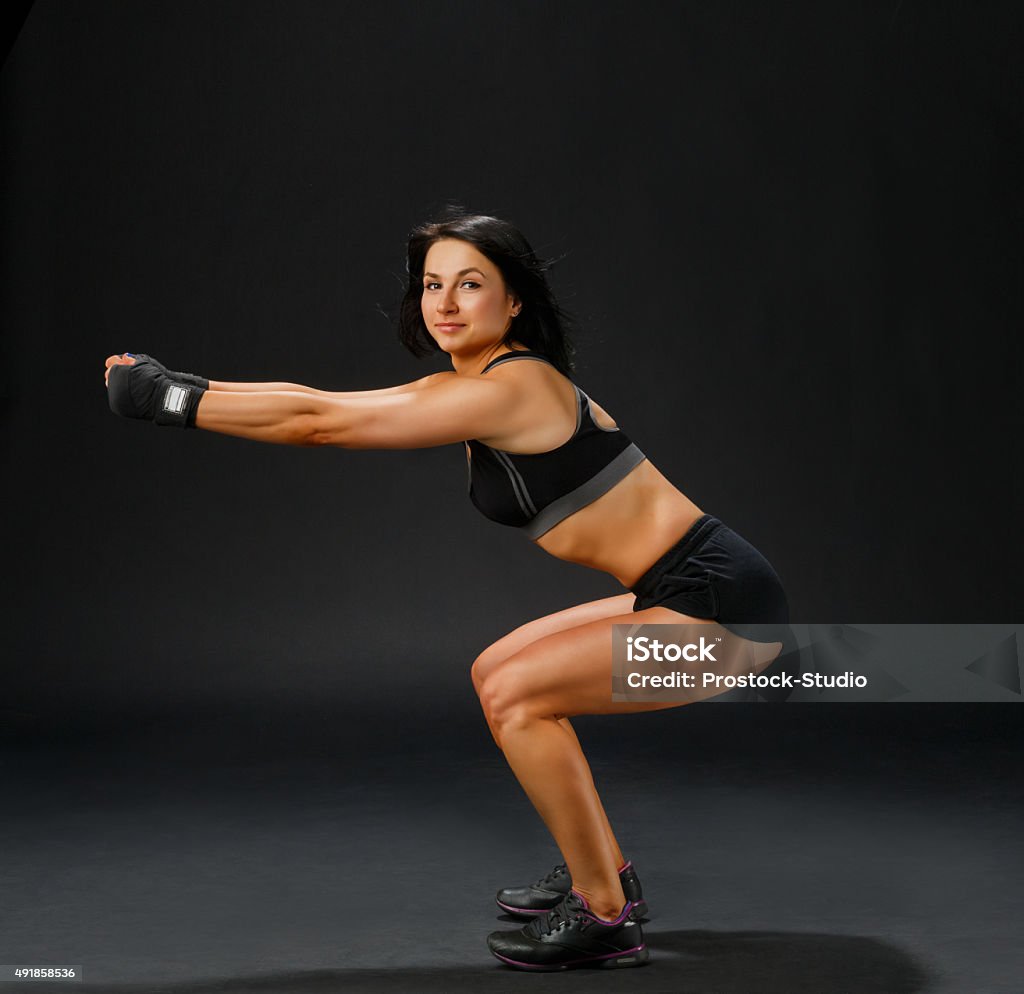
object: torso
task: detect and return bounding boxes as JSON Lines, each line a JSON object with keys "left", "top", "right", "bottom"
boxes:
{"left": 468, "top": 348, "right": 704, "bottom": 589}
{"left": 533, "top": 460, "right": 704, "bottom": 589}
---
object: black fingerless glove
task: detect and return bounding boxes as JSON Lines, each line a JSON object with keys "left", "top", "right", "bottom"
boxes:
{"left": 132, "top": 353, "right": 209, "bottom": 389}
{"left": 107, "top": 357, "right": 206, "bottom": 428}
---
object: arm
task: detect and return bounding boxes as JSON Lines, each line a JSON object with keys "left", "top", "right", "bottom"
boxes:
{"left": 192, "top": 372, "right": 522, "bottom": 450}
{"left": 206, "top": 371, "right": 455, "bottom": 397}
{"left": 103, "top": 354, "right": 454, "bottom": 398}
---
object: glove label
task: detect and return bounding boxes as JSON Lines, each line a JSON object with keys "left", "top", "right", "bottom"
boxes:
{"left": 162, "top": 384, "right": 189, "bottom": 415}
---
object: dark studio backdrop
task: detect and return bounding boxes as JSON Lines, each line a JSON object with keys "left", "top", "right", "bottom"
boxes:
{"left": 0, "top": 2, "right": 1022, "bottom": 987}
{"left": 2, "top": 0, "right": 1019, "bottom": 722}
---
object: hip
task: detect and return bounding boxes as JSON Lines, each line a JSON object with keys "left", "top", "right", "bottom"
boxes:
{"left": 629, "top": 513, "right": 790, "bottom": 631}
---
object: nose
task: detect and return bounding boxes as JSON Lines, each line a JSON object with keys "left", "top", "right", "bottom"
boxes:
{"left": 436, "top": 288, "right": 458, "bottom": 314}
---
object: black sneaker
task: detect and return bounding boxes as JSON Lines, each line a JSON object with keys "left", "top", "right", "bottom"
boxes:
{"left": 487, "top": 890, "right": 649, "bottom": 971}
{"left": 495, "top": 861, "right": 650, "bottom": 920}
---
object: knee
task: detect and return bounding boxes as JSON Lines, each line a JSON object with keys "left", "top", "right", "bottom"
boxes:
{"left": 471, "top": 643, "right": 509, "bottom": 698}
{"left": 478, "top": 664, "right": 535, "bottom": 737}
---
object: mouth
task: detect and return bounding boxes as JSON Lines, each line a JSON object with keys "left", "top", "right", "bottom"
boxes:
{"left": 435, "top": 323, "right": 465, "bottom": 332}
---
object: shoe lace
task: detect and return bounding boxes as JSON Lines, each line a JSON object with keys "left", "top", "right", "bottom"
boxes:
{"left": 526, "top": 893, "right": 590, "bottom": 938}
{"left": 532, "top": 863, "right": 568, "bottom": 889}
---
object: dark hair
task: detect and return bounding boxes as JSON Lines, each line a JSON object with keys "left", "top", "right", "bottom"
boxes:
{"left": 398, "top": 208, "right": 576, "bottom": 376}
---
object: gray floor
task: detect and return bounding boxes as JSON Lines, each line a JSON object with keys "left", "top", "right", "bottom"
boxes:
{"left": 1, "top": 703, "right": 1020, "bottom": 993}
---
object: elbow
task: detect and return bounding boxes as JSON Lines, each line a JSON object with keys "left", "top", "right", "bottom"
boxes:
{"left": 306, "top": 427, "right": 336, "bottom": 447}
{"left": 294, "top": 402, "right": 379, "bottom": 449}
{"left": 293, "top": 413, "right": 349, "bottom": 448}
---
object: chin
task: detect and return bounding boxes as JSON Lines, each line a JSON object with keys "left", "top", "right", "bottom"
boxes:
{"left": 425, "top": 334, "right": 450, "bottom": 353}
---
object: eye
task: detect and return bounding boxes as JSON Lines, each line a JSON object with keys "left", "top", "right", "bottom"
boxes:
{"left": 422, "top": 280, "right": 480, "bottom": 291}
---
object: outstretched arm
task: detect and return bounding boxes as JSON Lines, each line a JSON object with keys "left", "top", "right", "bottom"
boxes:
{"left": 103, "top": 354, "right": 454, "bottom": 398}
{"left": 206, "top": 374, "right": 451, "bottom": 397}
{"left": 104, "top": 354, "right": 525, "bottom": 450}
{"left": 193, "top": 374, "right": 518, "bottom": 449}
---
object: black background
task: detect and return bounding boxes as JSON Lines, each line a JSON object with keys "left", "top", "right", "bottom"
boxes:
{"left": 1, "top": 3, "right": 1021, "bottom": 721}
{"left": 1, "top": 4, "right": 1022, "bottom": 991}
{"left": 3, "top": 1, "right": 1020, "bottom": 727}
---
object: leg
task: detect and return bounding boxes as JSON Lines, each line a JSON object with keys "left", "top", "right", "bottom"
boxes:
{"left": 470, "top": 592, "right": 636, "bottom": 697}
{"left": 479, "top": 604, "right": 710, "bottom": 921}
{"left": 471, "top": 593, "right": 637, "bottom": 868}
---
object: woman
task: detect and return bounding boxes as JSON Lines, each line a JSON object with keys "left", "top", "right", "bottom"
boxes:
{"left": 103, "top": 211, "right": 791, "bottom": 972}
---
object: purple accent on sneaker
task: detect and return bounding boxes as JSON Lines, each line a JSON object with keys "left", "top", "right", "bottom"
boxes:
{"left": 568, "top": 891, "right": 635, "bottom": 926}
{"left": 490, "top": 944, "right": 648, "bottom": 971}
{"left": 495, "top": 898, "right": 548, "bottom": 917}
{"left": 495, "top": 866, "right": 643, "bottom": 918}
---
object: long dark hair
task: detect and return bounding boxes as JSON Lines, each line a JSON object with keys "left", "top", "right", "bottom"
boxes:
{"left": 398, "top": 208, "right": 576, "bottom": 376}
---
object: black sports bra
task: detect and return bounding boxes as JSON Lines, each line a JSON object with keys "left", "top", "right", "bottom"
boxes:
{"left": 464, "top": 350, "right": 647, "bottom": 539}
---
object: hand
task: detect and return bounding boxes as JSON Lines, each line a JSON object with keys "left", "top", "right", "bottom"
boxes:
{"left": 103, "top": 352, "right": 208, "bottom": 389}
{"left": 106, "top": 354, "right": 206, "bottom": 428}
{"left": 104, "top": 353, "right": 136, "bottom": 387}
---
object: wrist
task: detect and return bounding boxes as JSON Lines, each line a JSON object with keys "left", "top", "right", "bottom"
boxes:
{"left": 107, "top": 359, "right": 206, "bottom": 428}
{"left": 173, "top": 370, "right": 210, "bottom": 390}
{"left": 153, "top": 381, "right": 206, "bottom": 428}
{"left": 133, "top": 354, "right": 209, "bottom": 390}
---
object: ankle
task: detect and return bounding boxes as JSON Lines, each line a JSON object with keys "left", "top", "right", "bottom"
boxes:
{"left": 571, "top": 886, "right": 628, "bottom": 923}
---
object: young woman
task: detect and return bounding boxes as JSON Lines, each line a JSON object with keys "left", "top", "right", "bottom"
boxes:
{"left": 103, "top": 211, "right": 791, "bottom": 972}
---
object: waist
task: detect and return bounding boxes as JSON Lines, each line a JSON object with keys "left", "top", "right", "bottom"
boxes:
{"left": 628, "top": 513, "right": 724, "bottom": 599}
{"left": 532, "top": 465, "right": 706, "bottom": 586}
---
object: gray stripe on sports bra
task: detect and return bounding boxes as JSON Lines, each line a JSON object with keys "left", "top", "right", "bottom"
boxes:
{"left": 481, "top": 352, "right": 554, "bottom": 373}
{"left": 570, "top": 384, "right": 583, "bottom": 436}
{"left": 494, "top": 448, "right": 539, "bottom": 518}
{"left": 520, "top": 443, "right": 648, "bottom": 540}
{"left": 578, "top": 390, "right": 620, "bottom": 432}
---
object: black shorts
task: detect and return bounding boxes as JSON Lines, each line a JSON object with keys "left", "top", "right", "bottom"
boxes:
{"left": 630, "top": 513, "right": 791, "bottom": 644}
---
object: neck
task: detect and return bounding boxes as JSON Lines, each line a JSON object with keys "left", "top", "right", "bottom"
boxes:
{"left": 450, "top": 343, "right": 529, "bottom": 376}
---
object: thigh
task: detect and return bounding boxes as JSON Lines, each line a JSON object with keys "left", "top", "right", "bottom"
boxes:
{"left": 472, "top": 592, "right": 637, "bottom": 692}
{"left": 484, "top": 605, "right": 717, "bottom": 719}
{"left": 485, "top": 604, "right": 785, "bottom": 720}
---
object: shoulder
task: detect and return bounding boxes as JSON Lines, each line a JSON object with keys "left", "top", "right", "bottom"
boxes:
{"left": 481, "top": 354, "right": 566, "bottom": 385}
{"left": 469, "top": 357, "right": 580, "bottom": 450}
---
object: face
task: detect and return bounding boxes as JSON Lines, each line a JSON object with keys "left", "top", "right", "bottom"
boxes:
{"left": 420, "top": 239, "right": 520, "bottom": 357}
